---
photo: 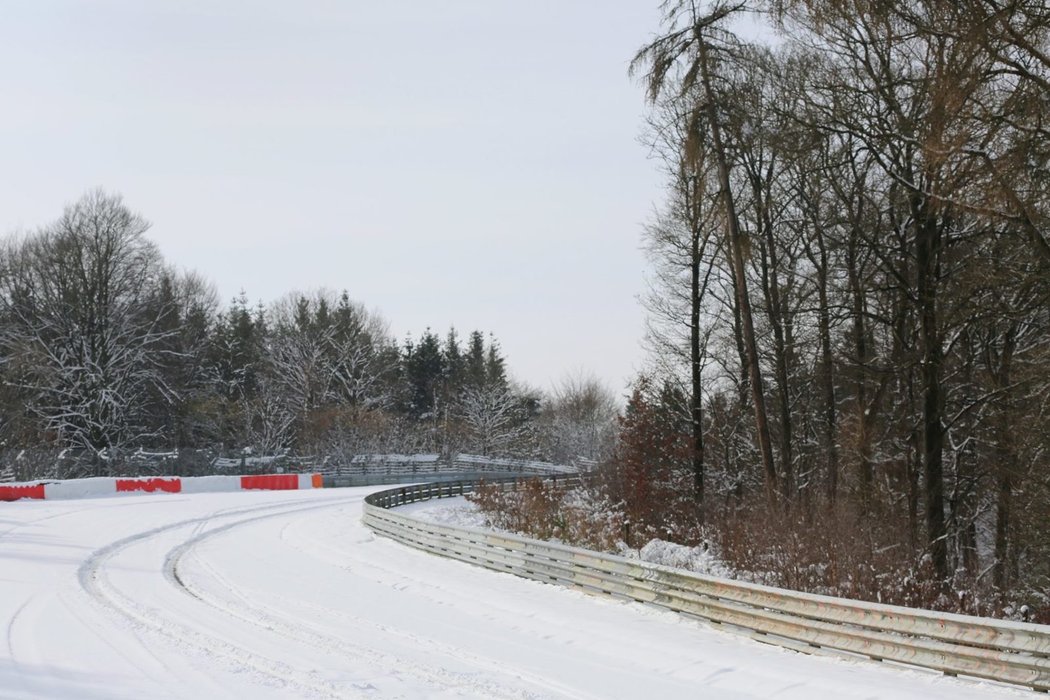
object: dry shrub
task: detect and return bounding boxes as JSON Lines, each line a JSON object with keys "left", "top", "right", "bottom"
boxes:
{"left": 467, "top": 478, "right": 622, "bottom": 552}
{"left": 593, "top": 462, "right": 703, "bottom": 547}
{"left": 467, "top": 475, "right": 1048, "bottom": 621}
{"left": 712, "top": 497, "right": 949, "bottom": 610}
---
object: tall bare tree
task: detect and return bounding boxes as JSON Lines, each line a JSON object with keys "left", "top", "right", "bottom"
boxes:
{"left": 632, "top": 0, "right": 780, "bottom": 501}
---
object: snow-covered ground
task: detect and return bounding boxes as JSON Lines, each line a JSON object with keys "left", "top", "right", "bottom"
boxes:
{"left": 0, "top": 487, "right": 1028, "bottom": 699}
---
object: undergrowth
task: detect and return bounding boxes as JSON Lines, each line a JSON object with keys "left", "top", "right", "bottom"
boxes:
{"left": 465, "top": 477, "right": 1049, "bottom": 623}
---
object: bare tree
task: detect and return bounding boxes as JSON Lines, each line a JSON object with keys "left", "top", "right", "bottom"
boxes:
{"left": 459, "top": 383, "right": 530, "bottom": 457}
{"left": 632, "top": 0, "right": 780, "bottom": 501}
{"left": 0, "top": 190, "right": 175, "bottom": 460}
{"left": 639, "top": 89, "right": 724, "bottom": 511}
{"left": 538, "top": 372, "right": 619, "bottom": 464}
{"left": 622, "top": 0, "right": 1050, "bottom": 607}
{"left": 775, "top": 0, "right": 1024, "bottom": 582}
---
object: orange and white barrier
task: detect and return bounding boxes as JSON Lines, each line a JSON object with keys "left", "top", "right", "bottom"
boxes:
{"left": 0, "top": 473, "right": 322, "bottom": 502}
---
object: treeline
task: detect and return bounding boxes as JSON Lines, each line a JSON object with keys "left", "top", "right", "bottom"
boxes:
{"left": 606, "top": 0, "right": 1050, "bottom": 617}
{"left": 0, "top": 190, "right": 617, "bottom": 475}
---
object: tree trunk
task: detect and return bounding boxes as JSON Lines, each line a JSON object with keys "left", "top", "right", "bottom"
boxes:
{"left": 814, "top": 227, "right": 839, "bottom": 504}
{"left": 758, "top": 212, "right": 794, "bottom": 502}
{"left": 994, "top": 463, "right": 1014, "bottom": 591}
{"left": 908, "top": 423, "right": 921, "bottom": 548}
{"left": 847, "top": 231, "right": 875, "bottom": 506}
{"left": 689, "top": 182, "right": 706, "bottom": 515}
{"left": 697, "top": 37, "right": 778, "bottom": 500}
{"left": 914, "top": 198, "right": 949, "bottom": 583}
{"left": 992, "top": 326, "right": 1017, "bottom": 592}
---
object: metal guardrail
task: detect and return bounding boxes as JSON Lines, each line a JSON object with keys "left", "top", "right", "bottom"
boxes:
{"left": 319, "top": 454, "right": 579, "bottom": 478}
{"left": 325, "top": 471, "right": 570, "bottom": 488}
{"left": 362, "top": 478, "right": 1050, "bottom": 693}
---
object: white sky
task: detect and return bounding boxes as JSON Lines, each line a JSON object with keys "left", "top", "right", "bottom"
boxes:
{"left": 0, "top": 1, "right": 667, "bottom": 393}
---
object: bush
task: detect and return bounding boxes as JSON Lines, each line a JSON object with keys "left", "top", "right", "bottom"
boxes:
{"left": 467, "top": 478, "right": 622, "bottom": 552}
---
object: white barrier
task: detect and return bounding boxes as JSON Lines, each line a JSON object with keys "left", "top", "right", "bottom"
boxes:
{"left": 179, "top": 475, "right": 243, "bottom": 494}
{"left": 44, "top": 477, "right": 121, "bottom": 500}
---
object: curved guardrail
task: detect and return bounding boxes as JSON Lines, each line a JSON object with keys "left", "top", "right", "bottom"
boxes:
{"left": 363, "top": 477, "right": 1050, "bottom": 693}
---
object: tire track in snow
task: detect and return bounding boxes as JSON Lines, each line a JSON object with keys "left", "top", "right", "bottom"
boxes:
{"left": 166, "top": 502, "right": 577, "bottom": 700}
{"left": 282, "top": 513, "right": 617, "bottom": 652}
{"left": 274, "top": 512, "right": 612, "bottom": 700}
{"left": 77, "top": 495, "right": 367, "bottom": 699}
{"left": 4, "top": 595, "right": 37, "bottom": 699}
{"left": 59, "top": 589, "right": 197, "bottom": 700}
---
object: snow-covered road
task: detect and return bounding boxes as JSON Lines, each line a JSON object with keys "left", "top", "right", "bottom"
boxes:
{"left": 0, "top": 487, "right": 1027, "bottom": 699}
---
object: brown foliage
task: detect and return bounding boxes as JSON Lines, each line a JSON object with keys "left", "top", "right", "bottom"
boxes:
{"left": 597, "top": 378, "right": 704, "bottom": 546}
{"left": 467, "top": 478, "right": 622, "bottom": 553}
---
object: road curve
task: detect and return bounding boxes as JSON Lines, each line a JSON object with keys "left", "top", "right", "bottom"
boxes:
{"left": 0, "top": 488, "right": 1023, "bottom": 699}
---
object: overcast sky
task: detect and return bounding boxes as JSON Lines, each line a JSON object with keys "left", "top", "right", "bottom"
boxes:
{"left": 0, "top": 1, "right": 668, "bottom": 393}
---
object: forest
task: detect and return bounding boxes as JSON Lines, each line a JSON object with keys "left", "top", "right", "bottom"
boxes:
{"left": 0, "top": 190, "right": 618, "bottom": 479}
{"left": 468, "top": 0, "right": 1050, "bottom": 621}
{"left": 605, "top": 0, "right": 1050, "bottom": 620}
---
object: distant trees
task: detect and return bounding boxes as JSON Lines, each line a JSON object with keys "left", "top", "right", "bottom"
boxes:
{"left": 538, "top": 373, "right": 619, "bottom": 465}
{"left": 145, "top": 269, "right": 218, "bottom": 447}
{"left": 402, "top": 328, "right": 447, "bottom": 420}
{"left": 264, "top": 290, "right": 398, "bottom": 448}
{"left": 0, "top": 194, "right": 599, "bottom": 469}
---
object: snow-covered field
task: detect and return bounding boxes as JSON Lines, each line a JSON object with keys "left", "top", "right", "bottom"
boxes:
{"left": 0, "top": 487, "right": 1028, "bottom": 699}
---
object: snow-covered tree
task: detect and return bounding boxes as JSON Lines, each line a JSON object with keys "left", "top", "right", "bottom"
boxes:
{"left": 266, "top": 292, "right": 337, "bottom": 427}
{"left": 459, "top": 382, "right": 529, "bottom": 456}
{"left": 0, "top": 190, "right": 176, "bottom": 457}
{"left": 403, "top": 329, "right": 444, "bottom": 419}
{"left": 538, "top": 373, "right": 619, "bottom": 464}
{"left": 327, "top": 292, "right": 397, "bottom": 410}
{"left": 263, "top": 290, "right": 397, "bottom": 447}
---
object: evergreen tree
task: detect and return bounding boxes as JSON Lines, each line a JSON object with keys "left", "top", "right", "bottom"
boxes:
{"left": 485, "top": 334, "right": 507, "bottom": 390}
{"left": 442, "top": 327, "right": 465, "bottom": 393}
{"left": 465, "top": 330, "right": 487, "bottom": 389}
{"left": 403, "top": 329, "right": 444, "bottom": 419}
{"left": 209, "top": 291, "right": 263, "bottom": 401}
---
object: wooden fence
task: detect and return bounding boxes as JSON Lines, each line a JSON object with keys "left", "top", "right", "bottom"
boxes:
{"left": 363, "top": 478, "right": 1050, "bottom": 693}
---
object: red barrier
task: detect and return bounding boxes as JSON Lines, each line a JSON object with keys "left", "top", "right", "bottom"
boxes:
{"left": 0, "top": 484, "right": 46, "bottom": 502}
{"left": 240, "top": 474, "right": 299, "bottom": 491}
{"left": 116, "top": 478, "right": 181, "bottom": 494}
